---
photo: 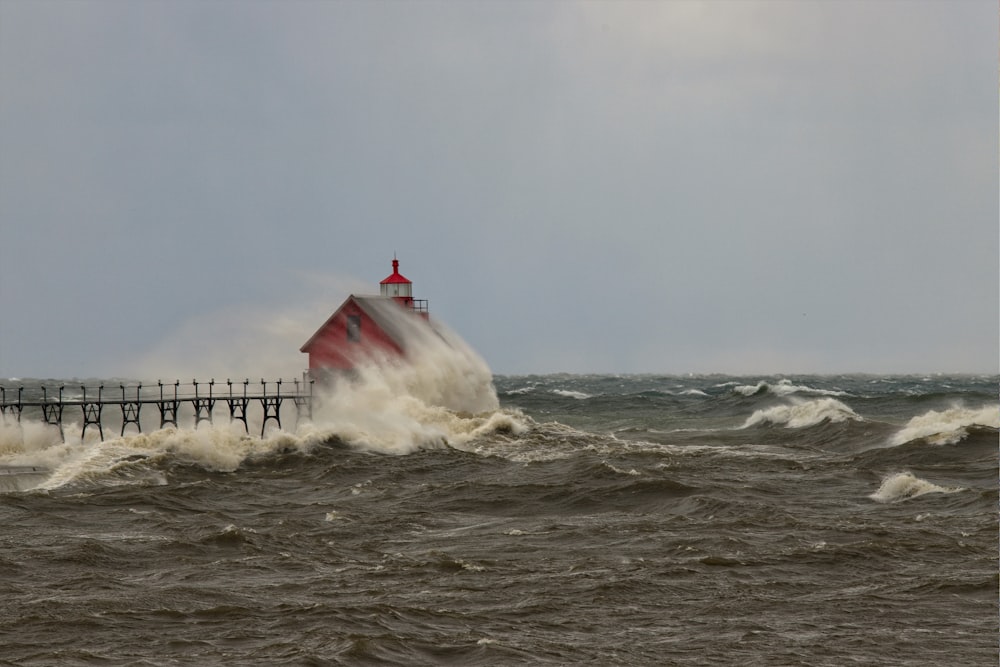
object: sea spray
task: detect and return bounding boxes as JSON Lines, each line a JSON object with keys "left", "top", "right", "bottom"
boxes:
{"left": 742, "top": 397, "right": 861, "bottom": 429}
{"left": 869, "top": 471, "right": 965, "bottom": 503}
{"left": 0, "top": 418, "right": 63, "bottom": 457}
{"left": 323, "top": 295, "right": 498, "bottom": 411}
{"left": 0, "top": 302, "right": 520, "bottom": 487}
{"left": 121, "top": 272, "right": 370, "bottom": 381}
{"left": 304, "top": 304, "right": 509, "bottom": 454}
{"left": 734, "top": 379, "right": 849, "bottom": 398}
{"left": 888, "top": 404, "right": 999, "bottom": 446}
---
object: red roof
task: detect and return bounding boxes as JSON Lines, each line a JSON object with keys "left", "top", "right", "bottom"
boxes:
{"left": 380, "top": 258, "right": 411, "bottom": 285}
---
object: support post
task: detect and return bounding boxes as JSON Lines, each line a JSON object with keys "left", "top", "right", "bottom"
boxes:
{"left": 225, "top": 379, "right": 250, "bottom": 434}
{"left": 157, "top": 381, "right": 180, "bottom": 429}
{"left": 292, "top": 378, "right": 313, "bottom": 425}
{"left": 259, "top": 378, "right": 283, "bottom": 437}
{"left": 41, "top": 385, "right": 65, "bottom": 442}
{"left": 120, "top": 383, "right": 142, "bottom": 435}
{"left": 0, "top": 386, "right": 24, "bottom": 424}
{"left": 80, "top": 384, "right": 105, "bottom": 441}
{"left": 192, "top": 379, "right": 216, "bottom": 428}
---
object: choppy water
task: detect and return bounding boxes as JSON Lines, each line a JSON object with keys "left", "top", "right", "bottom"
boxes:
{"left": 1, "top": 370, "right": 996, "bottom": 665}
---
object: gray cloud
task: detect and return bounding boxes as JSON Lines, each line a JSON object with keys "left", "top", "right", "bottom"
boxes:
{"left": 1, "top": 0, "right": 995, "bottom": 377}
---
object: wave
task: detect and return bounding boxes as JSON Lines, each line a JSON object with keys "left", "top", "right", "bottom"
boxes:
{"left": 0, "top": 406, "right": 529, "bottom": 493}
{"left": 734, "top": 379, "right": 849, "bottom": 398}
{"left": 0, "top": 317, "right": 530, "bottom": 492}
{"left": 742, "top": 398, "right": 861, "bottom": 429}
{"left": 551, "top": 389, "right": 592, "bottom": 400}
{"left": 869, "top": 472, "right": 966, "bottom": 503}
{"left": 888, "top": 405, "right": 998, "bottom": 446}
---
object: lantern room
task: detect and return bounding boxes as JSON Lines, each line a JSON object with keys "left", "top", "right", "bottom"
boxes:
{"left": 380, "top": 257, "right": 428, "bottom": 315}
{"left": 380, "top": 257, "right": 412, "bottom": 300}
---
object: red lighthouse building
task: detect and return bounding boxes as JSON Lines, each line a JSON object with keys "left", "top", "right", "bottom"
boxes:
{"left": 300, "top": 258, "right": 430, "bottom": 376}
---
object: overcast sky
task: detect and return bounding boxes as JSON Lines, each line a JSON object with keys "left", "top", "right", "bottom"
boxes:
{"left": 1, "top": 0, "right": 996, "bottom": 378}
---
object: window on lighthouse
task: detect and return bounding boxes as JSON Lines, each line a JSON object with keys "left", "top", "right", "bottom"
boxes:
{"left": 382, "top": 283, "right": 412, "bottom": 298}
{"left": 347, "top": 315, "right": 361, "bottom": 342}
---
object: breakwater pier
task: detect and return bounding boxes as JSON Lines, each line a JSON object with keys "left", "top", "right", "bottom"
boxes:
{"left": 0, "top": 379, "right": 314, "bottom": 441}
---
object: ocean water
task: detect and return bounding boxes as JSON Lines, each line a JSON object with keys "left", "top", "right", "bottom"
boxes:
{"left": 0, "top": 362, "right": 996, "bottom": 664}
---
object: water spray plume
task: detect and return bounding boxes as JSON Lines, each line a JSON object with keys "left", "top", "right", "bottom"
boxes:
{"left": 304, "top": 300, "right": 503, "bottom": 454}
{"left": 0, "top": 276, "right": 527, "bottom": 487}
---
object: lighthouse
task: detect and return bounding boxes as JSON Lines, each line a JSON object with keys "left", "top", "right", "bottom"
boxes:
{"left": 299, "top": 257, "right": 431, "bottom": 376}
{"left": 379, "top": 256, "right": 428, "bottom": 316}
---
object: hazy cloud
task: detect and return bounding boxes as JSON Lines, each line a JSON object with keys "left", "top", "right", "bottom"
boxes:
{"left": 1, "top": 0, "right": 995, "bottom": 377}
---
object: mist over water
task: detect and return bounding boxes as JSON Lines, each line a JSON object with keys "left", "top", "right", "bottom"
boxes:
{"left": 118, "top": 272, "right": 370, "bottom": 381}
{"left": 298, "top": 309, "right": 504, "bottom": 456}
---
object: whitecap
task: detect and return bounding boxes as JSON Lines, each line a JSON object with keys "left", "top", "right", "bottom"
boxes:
{"left": 734, "top": 379, "right": 848, "bottom": 398}
{"left": 551, "top": 389, "right": 591, "bottom": 400}
{"left": 869, "top": 472, "right": 965, "bottom": 503}
{"left": 742, "top": 397, "right": 861, "bottom": 429}
{"left": 888, "top": 404, "right": 998, "bottom": 446}
{"left": 603, "top": 461, "right": 641, "bottom": 476}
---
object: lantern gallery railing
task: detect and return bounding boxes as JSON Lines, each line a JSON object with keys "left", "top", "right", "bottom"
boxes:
{"left": 0, "top": 379, "right": 314, "bottom": 441}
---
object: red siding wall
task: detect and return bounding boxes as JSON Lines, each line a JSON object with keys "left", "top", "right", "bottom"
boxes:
{"left": 305, "top": 299, "right": 403, "bottom": 371}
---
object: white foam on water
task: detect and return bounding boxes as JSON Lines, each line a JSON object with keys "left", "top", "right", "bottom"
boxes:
{"left": 869, "top": 471, "right": 965, "bottom": 503}
{"left": 742, "top": 397, "right": 861, "bottom": 429}
{"left": 888, "top": 404, "right": 998, "bottom": 446}
{"left": 603, "top": 461, "right": 641, "bottom": 476}
{"left": 734, "top": 379, "right": 848, "bottom": 398}
{"left": 18, "top": 421, "right": 303, "bottom": 492}
{"left": 551, "top": 389, "right": 592, "bottom": 400}
{"left": 0, "top": 302, "right": 530, "bottom": 490}
{"left": 297, "top": 304, "right": 524, "bottom": 455}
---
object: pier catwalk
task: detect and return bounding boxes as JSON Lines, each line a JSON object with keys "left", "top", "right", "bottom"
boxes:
{"left": 0, "top": 379, "right": 314, "bottom": 441}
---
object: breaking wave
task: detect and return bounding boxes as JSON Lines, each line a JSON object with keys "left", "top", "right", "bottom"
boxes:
{"left": 869, "top": 472, "right": 965, "bottom": 503}
{"left": 680, "top": 389, "right": 709, "bottom": 397}
{"left": 742, "top": 398, "right": 861, "bottom": 429}
{"left": 0, "top": 309, "right": 531, "bottom": 492}
{"left": 734, "top": 379, "right": 849, "bottom": 398}
{"left": 888, "top": 405, "right": 998, "bottom": 446}
{"left": 552, "top": 389, "right": 592, "bottom": 400}
{"left": 1, "top": 400, "right": 527, "bottom": 494}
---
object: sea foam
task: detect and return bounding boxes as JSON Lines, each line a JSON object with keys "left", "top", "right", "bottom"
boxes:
{"left": 734, "top": 379, "right": 848, "bottom": 398}
{"left": 888, "top": 405, "right": 998, "bottom": 446}
{"left": 869, "top": 472, "right": 965, "bottom": 503}
{"left": 742, "top": 397, "right": 861, "bottom": 429}
{"left": 298, "top": 304, "right": 514, "bottom": 454}
{"left": 552, "top": 389, "right": 592, "bottom": 400}
{"left": 0, "top": 305, "right": 526, "bottom": 490}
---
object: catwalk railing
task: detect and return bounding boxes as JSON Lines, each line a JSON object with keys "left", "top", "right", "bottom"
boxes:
{"left": 0, "top": 379, "right": 314, "bottom": 441}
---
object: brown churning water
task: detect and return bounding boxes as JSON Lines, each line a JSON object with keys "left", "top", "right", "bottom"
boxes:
{"left": 0, "top": 371, "right": 996, "bottom": 665}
